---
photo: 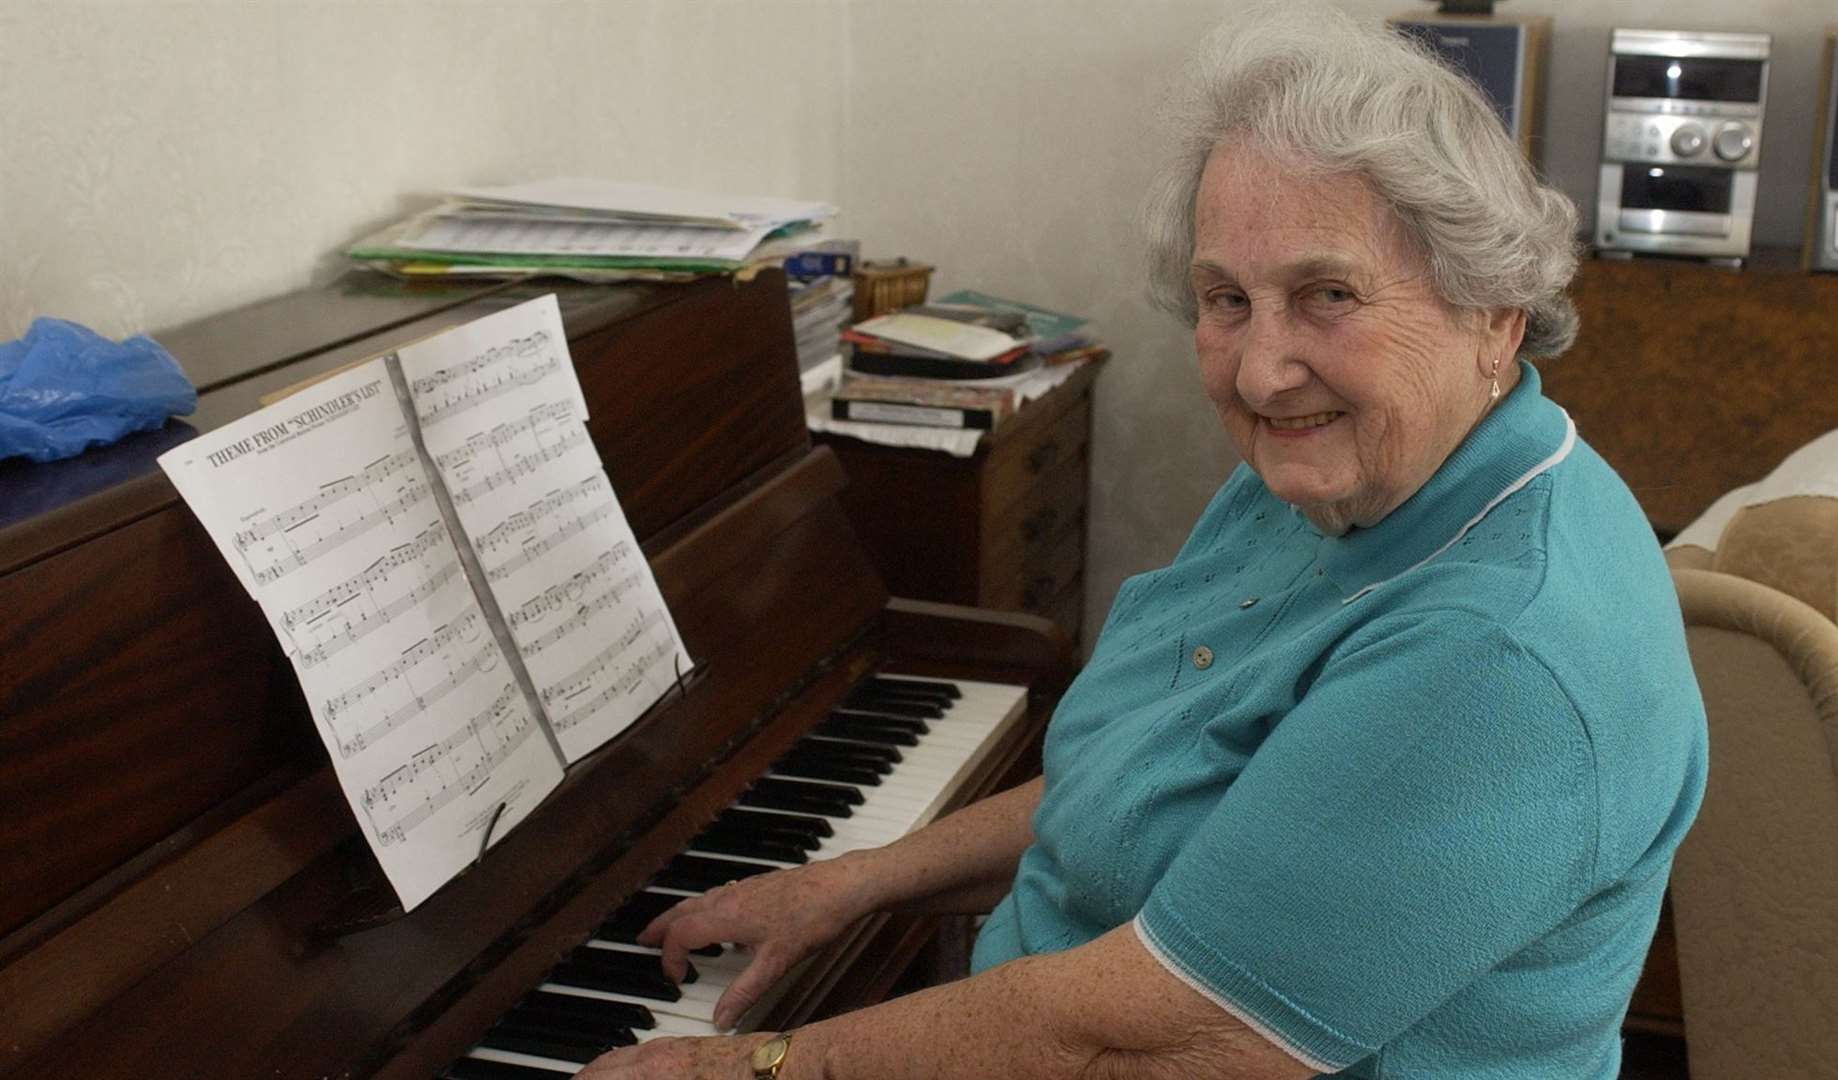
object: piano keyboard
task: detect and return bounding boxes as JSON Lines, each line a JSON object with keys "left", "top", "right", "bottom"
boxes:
{"left": 443, "top": 675, "right": 1029, "bottom": 1078}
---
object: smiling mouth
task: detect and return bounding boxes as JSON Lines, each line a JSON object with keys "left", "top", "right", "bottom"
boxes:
{"left": 1265, "top": 411, "right": 1344, "bottom": 431}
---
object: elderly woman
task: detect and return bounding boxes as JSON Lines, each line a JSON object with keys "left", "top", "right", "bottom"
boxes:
{"left": 583, "top": 4, "right": 1706, "bottom": 1078}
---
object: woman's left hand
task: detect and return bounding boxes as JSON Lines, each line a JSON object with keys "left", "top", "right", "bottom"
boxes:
{"left": 575, "top": 1032, "right": 781, "bottom": 1079}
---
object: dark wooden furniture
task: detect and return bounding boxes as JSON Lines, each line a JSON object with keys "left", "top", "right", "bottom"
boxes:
{"left": 1542, "top": 248, "right": 1838, "bottom": 540}
{"left": 815, "top": 361, "right": 1099, "bottom": 647}
{"left": 0, "top": 271, "right": 1074, "bottom": 1079}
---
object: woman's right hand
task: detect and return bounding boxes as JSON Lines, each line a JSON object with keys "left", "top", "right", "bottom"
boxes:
{"left": 637, "top": 849, "right": 885, "bottom": 1031}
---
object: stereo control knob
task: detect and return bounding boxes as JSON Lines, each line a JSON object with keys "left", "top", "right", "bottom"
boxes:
{"left": 1713, "top": 123, "right": 1754, "bottom": 162}
{"left": 1669, "top": 124, "right": 1707, "bottom": 157}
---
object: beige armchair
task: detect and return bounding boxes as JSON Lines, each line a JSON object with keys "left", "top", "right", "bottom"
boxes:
{"left": 1665, "top": 496, "right": 1838, "bottom": 1080}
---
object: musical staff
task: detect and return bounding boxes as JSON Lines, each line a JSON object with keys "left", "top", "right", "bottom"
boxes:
{"left": 360, "top": 683, "right": 533, "bottom": 846}
{"left": 505, "top": 544, "right": 633, "bottom": 631}
{"left": 448, "top": 426, "right": 591, "bottom": 507}
{"left": 431, "top": 399, "right": 575, "bottom": 473}
{"left": 484, "top": 494, "right": 620, "bottom": 583}
{"left": 324, "top": 610, "right": 495, "bottom": 757}
{"left": 232, "top": 449, "right": 421, "bottom": 549}
{"left": 296, "top": 559, "right": 465, "bottom": 670}
{"left": 520, "top": 571, "right": 643, "bottom": 656}
{"left": 245, "top": 474, "right": 434, "bottom": 587}
{"left": 544, "top": 608, "right": 674, "bottom": 733}
{"left": 474, "top": 475, "right": 612, "bottom": 554}
{"left": 412, "top": 334, "right": 562, "bottom": 428}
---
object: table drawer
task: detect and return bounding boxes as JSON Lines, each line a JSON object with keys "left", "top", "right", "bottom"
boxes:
{"left": 980, "top": 519, "right": 1084, "bottom": 613}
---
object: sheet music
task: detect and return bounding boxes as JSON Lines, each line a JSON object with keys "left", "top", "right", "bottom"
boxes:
{"left": 158, "top": 360, "right": 563, "bottom": 912}
{"left": 400, "top": 215, "right": 775, "bottom": 263}
{"left": 396, "top": 294, "right": 691, "bottom": 763}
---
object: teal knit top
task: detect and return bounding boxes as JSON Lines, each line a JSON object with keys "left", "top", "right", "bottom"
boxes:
{"left": 970, "top": 363, "right": 1707, "bottom": 1078}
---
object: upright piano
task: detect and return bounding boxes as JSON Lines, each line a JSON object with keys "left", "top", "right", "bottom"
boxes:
{"left": 0, "top": 270, "right": 1074, "bottom": 1078}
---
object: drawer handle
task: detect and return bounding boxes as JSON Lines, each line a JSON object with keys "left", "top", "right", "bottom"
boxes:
{"left": 1023, "top": 575, "right": 1057, "bottom": 610}
{"left": 1020, "top": 507, "right": 1060, "bottom": 543}
{"left": 1026, "top": 443, "right": 1059, "bottom": 474}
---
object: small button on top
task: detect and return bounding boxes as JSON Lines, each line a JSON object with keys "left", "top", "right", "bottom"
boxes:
{"left": 1192, "top": 645, "right": 1214, "bottom": 670}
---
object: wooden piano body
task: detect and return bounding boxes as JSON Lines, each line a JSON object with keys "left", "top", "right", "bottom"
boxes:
{"left": 0, "top": 271, "right": 1073, "bottom": 1078}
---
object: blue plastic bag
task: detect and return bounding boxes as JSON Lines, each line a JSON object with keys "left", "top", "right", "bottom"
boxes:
{"left": 0, "top": 317, "right": 198, "bottom": 463}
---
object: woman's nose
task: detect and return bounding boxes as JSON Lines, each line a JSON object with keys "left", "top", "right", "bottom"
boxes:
{"left": 1234, "top": 314, "right": 1309, "bottom": 405}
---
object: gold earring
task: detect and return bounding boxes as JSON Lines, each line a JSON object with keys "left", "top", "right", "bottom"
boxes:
{"left": 1489, "top": 356, "right": 1502, "bottom": 401}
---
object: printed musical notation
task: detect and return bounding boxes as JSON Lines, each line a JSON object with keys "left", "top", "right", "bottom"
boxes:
{"left": 242, "top": 472, "right": 433, "bottom": 586}
{"left": 324, "top": 610, "right": 500, "bottom": 758}
{"left": 432, "top": 400, "right": 575, "bottom": 473}
{"left": 411, "top": 330, "right": 562, "bottom": 428}
{"left": 544, "top": 608, "right": 673, "bottom": 733}
{"left": 520, "top": 571, "right": 643, "bottom": 657}
{"left": 361, "top": 683, "right": 532, "bottom": 846}
{"left": 475, "top": 475, "right": 611, "bottom": 554}
{"left": 446, "top": 426, "right": 591, "bottom": 508}
{"left": 232, "top": 449, "right": 420, "bottom": 550}
{"left": 505, "top": 543, "right": 633, "bottom": 630}
{"left": 484, "top": 496, "right": 620, "bottom": 583}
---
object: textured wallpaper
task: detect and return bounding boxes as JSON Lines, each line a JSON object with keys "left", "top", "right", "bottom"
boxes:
{"left": 5, "top": 0, "right": 1830, "bottom": 646}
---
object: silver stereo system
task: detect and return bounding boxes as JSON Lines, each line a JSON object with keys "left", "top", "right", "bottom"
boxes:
{"left": 1595, "top": 29, "right": 1771, "bottom": 265}
{"left": 1809, "top": 29, "right": 1838, "bottom": 272}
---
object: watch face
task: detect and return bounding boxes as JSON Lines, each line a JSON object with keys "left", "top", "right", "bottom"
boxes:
{"left": 750, "top": 1035, "right": 791, "bottom": 1071}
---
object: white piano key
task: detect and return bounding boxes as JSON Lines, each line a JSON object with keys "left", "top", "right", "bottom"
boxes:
{"left": 466, "top": 1046, "right": 579, "bottom": 1073}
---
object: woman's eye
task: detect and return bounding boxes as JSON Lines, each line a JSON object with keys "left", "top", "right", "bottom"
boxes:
{"left": 1207, "top": 290, "right": 1249, "bottom": 310}
{"left": 1311, "top": 285, "right": 1356, "bottom": 306}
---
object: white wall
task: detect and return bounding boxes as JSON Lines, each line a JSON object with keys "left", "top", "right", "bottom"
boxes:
{"left": 4, "top": 0, "right": 1830, "bottom": 640}
{"left": 0, "top": 0, "right": 849, "bottom": 338}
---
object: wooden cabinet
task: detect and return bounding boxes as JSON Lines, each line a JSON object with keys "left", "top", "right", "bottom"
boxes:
{"left": 1541, "top": 248, "right": 1838, "bottom": 539}
{"left": 814, "top": 362, "right": 1099, "bottom": 647}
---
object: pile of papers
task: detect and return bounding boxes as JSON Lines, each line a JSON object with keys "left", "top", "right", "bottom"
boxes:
{"left": 346, "top": 177, "right": 837, "bottom": 281}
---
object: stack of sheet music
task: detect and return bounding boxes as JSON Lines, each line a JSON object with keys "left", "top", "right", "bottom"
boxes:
{"left": 346, "top": 177, "right": 837, "bottom": 282}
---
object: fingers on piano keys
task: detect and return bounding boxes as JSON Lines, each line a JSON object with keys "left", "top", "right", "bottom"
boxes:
{"left": 443, "top": 676, "right": 1024, "bottom": 1077}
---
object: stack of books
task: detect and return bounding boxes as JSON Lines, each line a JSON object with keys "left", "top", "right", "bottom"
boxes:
{"left": 785, "top": 242, "right": 858, "bottom": 374}
{"left": 346, "top": 177, "right": 836, "bottom": 281}
{"left": 826, "top": 291, "right": 1108, "bottom": 434}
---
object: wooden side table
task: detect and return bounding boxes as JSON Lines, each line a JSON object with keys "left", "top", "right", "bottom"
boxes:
{"left": 814, "top": 362, "right": 1099, "bottom": 648}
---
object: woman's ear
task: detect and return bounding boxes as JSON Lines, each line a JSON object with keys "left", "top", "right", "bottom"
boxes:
{"left": 1479, "top": 306, "right": 1527, "bottom": 374}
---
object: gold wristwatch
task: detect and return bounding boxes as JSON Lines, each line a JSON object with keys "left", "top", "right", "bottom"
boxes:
{"left": 749, "top": 1032, "right": 794, "bottom": 1079}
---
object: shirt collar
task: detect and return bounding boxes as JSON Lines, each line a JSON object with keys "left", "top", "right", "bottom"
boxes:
{"left": 1313, "top": 361, "right": 1576, "bottom": 602}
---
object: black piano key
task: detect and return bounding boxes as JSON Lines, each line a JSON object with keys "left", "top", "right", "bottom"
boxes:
{"left": 867, "top": 675, "right": 961, "bottom": 699}
{"left": 861, "top": 685, "right": 955, "bottom": 707}
{"left": 600, "top": 890, "right": 683, "bottom": 939}
{"left": 818, "top": 717, "right": 920, "bottom": 747}
{"left": 656, "top": 853, "right": 780, "bottom": 893}
{"left": 718, "top": 807, "right": 834, "bottom": 838}
{"left": 841, "top": 692, "right": 944, "bottom": 718}
{"left": 691, "top": 827, "right": 812, "bottom": 864}
{"left": 482, "top": 1028, "right": 633, "bottom": 1062}
{"left": 772, "top": 755, "right": 884, "bottom": 787}
{"left": 549, "top": 959, "right": 682, "bottom": 1002}
{"left": 501, "top": 1003, "right": 636, "bottom": 1045}
{"left": 711, "top": 817, "right": 823, "bottom": 852}
{"left": 791, "top": 740, "right": 896, "bottom": 773}
{"left": 793, "top": 737, "right": 902, "bottom": 766}
{"left": 750, "top": 777, "right": 864, "bottom": 807}
{"left": 568, "top": 945, "right": 699, "bottom": 984}
{"left": 831, "top": 710, "right": 930, "bottom": 736}
{"left": 521, "top": 990, "right": 656, "bottom": 1030}
{"left": 444, "top": 1058, "right": 566, "bottom": 1080}
{"left": 738, "top": 785, "right": 855, "bottom": 818}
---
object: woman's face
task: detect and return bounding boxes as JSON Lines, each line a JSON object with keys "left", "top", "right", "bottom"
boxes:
{"left": 1190, "top": 147, "right": 1521, "bottom": 535}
